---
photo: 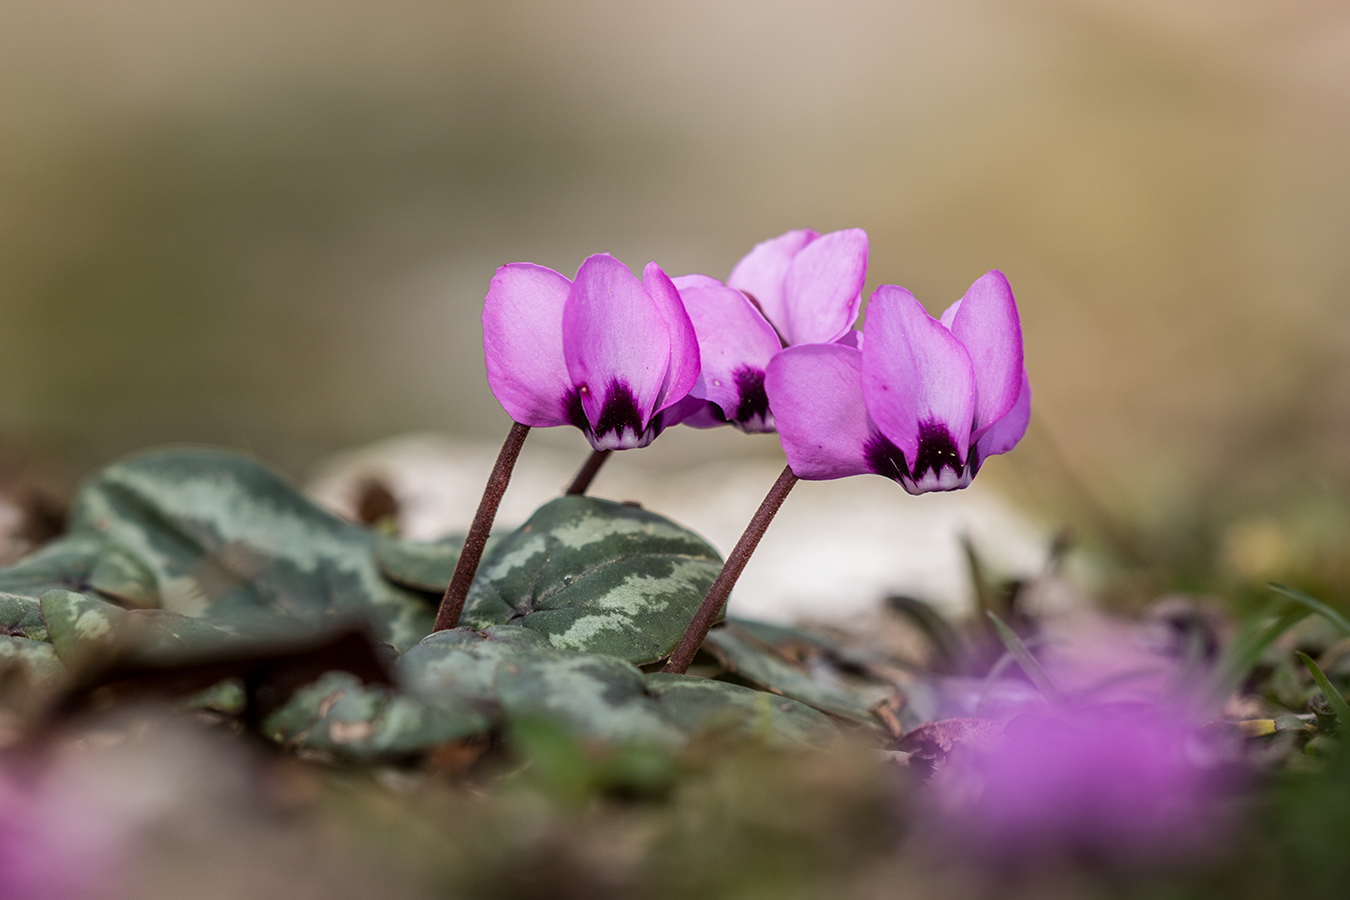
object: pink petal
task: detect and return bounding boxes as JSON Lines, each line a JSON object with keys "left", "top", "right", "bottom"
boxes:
{"left": 948, "top": 270, "right": 1023, "bottom": 441}
{"left": 764, "top": 344, "right": 873, "bottom": 480}
{"left": 780, "top": 227, "right": 868, "bottom": 345}
{"left": 676, "top": 278, "right": 782, "bottom": 431}
{"left": 861, "top": 285, "right": 976, "bottom": 466}
{"left": 975, "top": 368, "right": 1030, "bottom": 462}
{"left": 563, "top": 253, "right": 672, "bottom": 434}
{"left": 643, "top": 262, "right": 701, "bottom": 411}
{"left": 663, "top": 394, "right": 727, "bottom": 429}
{"left": 481, "top": 262, "right": 574, "bottom": 427}
{"left": 726, "top": 229, "right": 819, "bottom": 336}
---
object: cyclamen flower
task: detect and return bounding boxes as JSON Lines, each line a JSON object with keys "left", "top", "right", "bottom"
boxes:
{"left": 928, "top": 704, "right": 1238, "bottom": 867}
{"left": 765, "top": 270, "right": 1029, "bottom": 494}
{"left": 672, "top": 228, "right": 868, "bottom": 432}
{"left": 482, "top": 253, "right": 700, "bottom": 451}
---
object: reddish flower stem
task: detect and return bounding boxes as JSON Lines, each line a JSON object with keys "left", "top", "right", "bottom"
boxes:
{"left": 663, "top": 465, "right": 799, "bottom": 674}
{"left": 433, "top": 422, "right": 531, "bottom": 632}
{"left": 564, "top": 448, "right": 612, "bottom": 496}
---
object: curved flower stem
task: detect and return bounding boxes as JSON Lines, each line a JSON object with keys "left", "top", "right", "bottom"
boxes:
{"left": 663, "top": 465, "right": 799, "bottom": 674}
{"left": 433, "top": 422, "right": 531, "bottom": 632}
{"left": 565, "top": 448, "right": 612, "bottom": 496}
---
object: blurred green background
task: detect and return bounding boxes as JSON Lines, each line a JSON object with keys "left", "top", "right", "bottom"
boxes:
{"left": 1, "top": 0, "right": 1347, "bottom": 562}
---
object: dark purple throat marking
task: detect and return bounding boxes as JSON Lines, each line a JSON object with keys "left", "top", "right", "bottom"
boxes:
{"left": 563, "top": 380, "right": 661, "bottom": 445}
{"left": 864, "top": 420, "right": 966, "bottom": 484}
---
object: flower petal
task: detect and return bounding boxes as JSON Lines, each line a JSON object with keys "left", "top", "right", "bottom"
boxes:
{"left": 563, "top": 253, "right": 671, "bottom": 437}
{"left": 727, "top": 229, "right": 819, "bottom": 335}
{"left": 481, "top": 262, "right": 574, "bottom": 426}
{"left": 780, "top": 227, "right": 868, "bottom": 345}
{"left": 643, "top": 262, "right": 701, "bottom": 411}
{"left": 861, "top": 284, "right": 976, "bottom": 466}
{"left": 764, "top": 344, "right": 873, "bottom": 480}
{"left": 947, "top": 270, "right": 1023, "bottom": 441}
{"left": 974, "top": 368, "right": 1030, "bottom": 462}
{"left": 675, "top": 278, "right": 782, "bottom": 431}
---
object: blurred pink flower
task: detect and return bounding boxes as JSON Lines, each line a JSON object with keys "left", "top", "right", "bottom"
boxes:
{"left": 928, "top": 703, "right": 1239, "bottom": 868}
{"left": 0, "top": 765, "right": 129, "bottom": 900}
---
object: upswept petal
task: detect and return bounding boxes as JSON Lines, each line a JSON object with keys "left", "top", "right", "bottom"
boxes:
{"left": 861, "top": 285, "right": 976, "bottom": 466}
{"left": 765, "top": 344, "right": 873, "bottom": 480}
{"left": 675, "top": 277, "right": 781, "bottom": 431}
{"left": 642, "top": 262, "right": 701, "bottom": 411}
{"left": 947, "top": 270, "right": 1023, "bottom": 441}
{"left": 727, "top": 229, "right": 819, "bottom": 332}
{"left": 780, "top": 227, "right": 869, "bottom": 345}
{"left": 563, "top": 253, "right": 671, "bottom": 432}
{"left": 974, "top": 369, "right": 1030, "bottom": 462}
{"left": 482, "top": 263, "right": 574, "bottom": 427}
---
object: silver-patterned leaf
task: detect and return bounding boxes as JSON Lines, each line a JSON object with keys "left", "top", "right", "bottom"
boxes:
{"left": 263, "top": 670, "right": 489, "bottom": 759}
{"left": 66, "top": 448, "right": 433, "bottom": 650}
{"left": 40, "top": 589, "right": 127, "bottom": 666}
{"left": 461, "top": 496, "right": 723, "bottom": 664}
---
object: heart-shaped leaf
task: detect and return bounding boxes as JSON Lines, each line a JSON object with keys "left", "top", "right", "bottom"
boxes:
{"left": 63, "top": 448, "right": 433, "bottom": 650}
{"left": 461, "top": 496, "right": 723, "bottom": 664}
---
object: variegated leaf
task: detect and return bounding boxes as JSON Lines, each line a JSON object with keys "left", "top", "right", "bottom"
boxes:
{"left": 65, "top": 448, "right": 433, "bottom": 650}
{"left": 461, "top": 497, "right": 723, "bottom": 664}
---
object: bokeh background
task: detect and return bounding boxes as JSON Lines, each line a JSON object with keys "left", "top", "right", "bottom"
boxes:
{"left": 2, "top": 0, "right": 1348, "bottom": 585}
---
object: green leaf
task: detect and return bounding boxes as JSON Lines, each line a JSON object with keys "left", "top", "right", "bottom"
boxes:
{"left": 496, "top": 650, "right": 686, "bottom": 747}
{"left": 703, "top": 623, "right": 883, "bottom": 725}
{"left": 64, "top": 448, "right": 434, "bottom": 650}
{"left": 39, "top": 588, "right": 241, "bottom": 667}
{"left": 40, "top": 589, "right": 127, "bottom": 666}
{"left": 1297, "top": 651, "right": 1350, "bottom": 729}
{"left": 0, "top": 636, "right": 64, "bottom": 685}
{"left": 1199, "top": 604, "right": 1310, "bottom": 715}
{"left": 397, "top": 624, "right": 551, "bottom": 712}
{"left": 1270, "top": 584, "right": 1350, "bottom": 639}
{"left": 0, "top": 537, "right": 106, "bottom": 601}
{"left": 644, "top": 673, "right": 837, "bottom": 749}
{"left": 0, "top": 592, "right": 49, "bottom": 642}
{"left": 461, "top": 496, "right": 723, "bottom": 664}
{"left": 376, "top": 535, "right": 461, "bottom": 593}
{"left": 263, "top": 671, "right": 489, "bottom": 759}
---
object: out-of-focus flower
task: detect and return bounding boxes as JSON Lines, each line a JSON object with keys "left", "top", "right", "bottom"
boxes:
{"left": 929, "top": 703, "right": 1238, "bottom": 867}
{"left": 765, "top": 270, "right": 1028, "bottom": 494}
{"left": 671, "top": 228, "right": 868, "bottom": 432}
{"left": 482, "top": 253, "right": 700, "bottom": 450}
{"left": 0, "top": 766, "right": 130, "bottom": 900}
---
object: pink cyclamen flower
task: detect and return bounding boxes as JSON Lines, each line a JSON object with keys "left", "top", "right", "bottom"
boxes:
{"left": 482, "top": 253, "right": 700, "bottom": 451}
{"left": 929, "top": 705, "right": 1238, "bottom": 867}
{"left": 671, "top": 228, "right": 868, "bottom": 433}
{"left": 765, "top": 270, "right": 1029, "bottom": 494}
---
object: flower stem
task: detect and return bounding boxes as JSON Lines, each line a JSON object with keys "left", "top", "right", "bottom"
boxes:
{"left": 433, "top": 422, "right": 531, "bottom": 632}
{"left": 663, "top": 465, "right": 799, "bottom": 674}
{"left": 565, "top": 448, "right": 612, "bottom": 496}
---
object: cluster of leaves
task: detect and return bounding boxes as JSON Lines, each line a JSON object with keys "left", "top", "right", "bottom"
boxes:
{"left": 0, "top": 448, "right": 896, "bottom": 760}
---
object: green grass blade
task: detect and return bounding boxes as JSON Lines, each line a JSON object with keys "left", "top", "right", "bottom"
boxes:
{"left": 984, "top": 612, "right": 1067, "bottom": 711}
{"left": 1269, "top": 583, "right": 1350, "bottom": 639}
{"left": 1199, "top": 605, "right": 1310, "bottom": 716}
{"left": 1297, "top": 651, "right": 1350, "bottom": 728}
